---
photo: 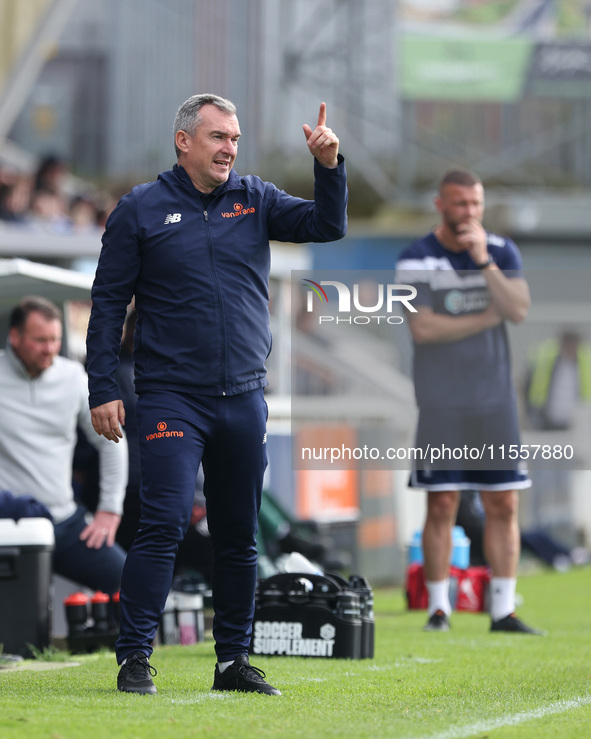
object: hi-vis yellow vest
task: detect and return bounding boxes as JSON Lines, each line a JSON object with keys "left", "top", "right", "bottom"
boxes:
{"left": 528, "top": 339, "right": 591, "bottom": 409}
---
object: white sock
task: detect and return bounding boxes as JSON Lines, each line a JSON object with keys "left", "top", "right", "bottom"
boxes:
{"left": 426, "top": 579, "right": 451, "bottom": 617}
{"left": 217, "top": 660, "right": 234, "bottom": 674}
{"left": 490, "top": 577, "right": 516, "bottom": 621}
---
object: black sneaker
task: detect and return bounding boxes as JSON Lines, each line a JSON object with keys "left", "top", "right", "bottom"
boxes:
{"left": 423, "top": 609, "right": 450, "bottom": 632}
{"left": 117, "top": 652, "right": 158, "bottom": 694}
{"left": 490, "top": 613, "right": 546, "bottom": 635}
{"left": 212, "top": 654, "right": 281, "bottom": 696}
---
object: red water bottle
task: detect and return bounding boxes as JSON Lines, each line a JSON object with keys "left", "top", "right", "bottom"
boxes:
{"left": 91, "top": 591, "right": 110, "bottom": 632}
{"left": 64, "top": 592, "right": 89, "bottom": 633}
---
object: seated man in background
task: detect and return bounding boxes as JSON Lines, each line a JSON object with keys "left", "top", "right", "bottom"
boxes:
{"left": 0, "top": 296, "right": 128, "bottom": 596}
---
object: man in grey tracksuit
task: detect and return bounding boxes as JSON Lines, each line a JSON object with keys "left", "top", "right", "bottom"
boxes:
{"left": 0, "top": 296, "right": 128, "bottom": 594}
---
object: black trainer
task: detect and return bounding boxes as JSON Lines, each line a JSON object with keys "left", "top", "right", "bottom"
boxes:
{"left": 490, "top": 613, "right": 546, "bottom": 635}
{"left": 212, "top": 654, "right": 281, "bottom": 696}
{"left": 423, "top": 609, "right": 450, "bottom": 632}
{"left": 117, "top": 652, "right": 158, "bottom": 694}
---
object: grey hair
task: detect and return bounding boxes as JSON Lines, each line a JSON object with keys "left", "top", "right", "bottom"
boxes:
{"left": 173, "top": 94, "right": 237, "bottom": 157}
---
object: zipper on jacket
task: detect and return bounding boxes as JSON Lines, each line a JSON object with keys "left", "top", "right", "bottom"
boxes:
{"left": 203, "top": 206, "right": 227, "bottom": 393}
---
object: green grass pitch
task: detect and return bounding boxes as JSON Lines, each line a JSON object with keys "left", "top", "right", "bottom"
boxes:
{"left": 1, "top": 566, "right": 589, "bottom": 738}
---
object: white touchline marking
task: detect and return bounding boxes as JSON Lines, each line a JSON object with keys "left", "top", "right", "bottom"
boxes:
{"left": 420, "top": 696, "right": 591, "bottom": 739}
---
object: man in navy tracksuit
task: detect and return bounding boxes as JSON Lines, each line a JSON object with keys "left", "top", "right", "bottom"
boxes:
{"left": 86, "top": 94, "right": 347, "bottom": 695}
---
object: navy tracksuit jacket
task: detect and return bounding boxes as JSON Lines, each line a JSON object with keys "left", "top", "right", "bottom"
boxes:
{"left": 86, "top": 157, "right": 348, "bottom": 662}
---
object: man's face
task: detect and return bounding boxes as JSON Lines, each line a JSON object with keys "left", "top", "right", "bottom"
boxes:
{"left": 436, "top": 183, "right": 485, "bottom": 235}
{"left": 10, "top": 312, "right": 62, "bottom": 377}
{"left": 177, "top": 104, "right": 241, "bottom": 193}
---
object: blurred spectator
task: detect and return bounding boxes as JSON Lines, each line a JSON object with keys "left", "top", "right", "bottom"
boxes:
{"left": 0, "top": 296, "right": 128, "bottom": 595}
{"left": 526, "top": 330, "right": 591, "bottom": 430}
{"left": 33, "top": 154, "right": 69, "bottom": 197}
{"left": 69, "top": 194, "right": 99, "bottom": 233}
{"left": 0, "top": 157, "right": 119, "bottom": 237}
{"left": 28, "top": 188, "right": 71, "bottom": 232}
{"left": 0, "top": 171, "right": 32, "bottom": 223}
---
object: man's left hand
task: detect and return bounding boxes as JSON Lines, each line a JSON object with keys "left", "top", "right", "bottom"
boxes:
{"left": 303, "top": 102, "right": 340, "bottom": 168}
{"left": 79, "top": 510, "right": 121, "bottom": 549}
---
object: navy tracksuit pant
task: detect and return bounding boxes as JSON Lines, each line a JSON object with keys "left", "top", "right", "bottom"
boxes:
{"left": 115, "top": 387, "right": 268, "bottom": 663}
{"left": 53, "top": 505, "right": 125, "bottom": 594}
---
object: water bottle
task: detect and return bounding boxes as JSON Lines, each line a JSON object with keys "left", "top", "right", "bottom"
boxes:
{"left": 408, "top": 530, "right": 424, "bottom": 565}
{"left": 451, "top": 526, "right": 471, "bottom": 569}
{"left": 160, "top": 592, "right": 179, "bottom": 645}
{"left": 90, "top": 591, "right": 111, "bottom": 632}
{"left": 175, "top": 591, "right": 204, "bottom": 645}
{"left": 64, "top": 592, "right": 89, "bottom": 634}
{"left": 335, "top": 591, "right": 361, "bottom": 621}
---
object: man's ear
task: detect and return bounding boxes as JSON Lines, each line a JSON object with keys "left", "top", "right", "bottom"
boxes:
{"left": 175, "top": 130, "right": 191, "bottom": 154}
{"left": 434, "top": 195, "right": 443, "bottom": 214}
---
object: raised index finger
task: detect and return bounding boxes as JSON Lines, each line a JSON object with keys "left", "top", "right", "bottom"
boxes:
{"left": 317, "top": 102, "right": 327, "bottom": 128}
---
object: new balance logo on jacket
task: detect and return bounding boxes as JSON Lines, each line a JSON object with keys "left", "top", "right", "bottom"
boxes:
{"left": 164, "top": 213, "right": 182, "bottom": 224}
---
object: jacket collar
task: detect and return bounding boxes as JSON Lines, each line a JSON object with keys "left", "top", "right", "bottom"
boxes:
{"left": 170, "top": 164, "right": 244, "bottom": 197}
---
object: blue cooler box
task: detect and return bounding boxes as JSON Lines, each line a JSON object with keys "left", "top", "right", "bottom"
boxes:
{"left": 0, "top": 518, "right": 54, "bottom": 657}
{"left": 408, "top": 526, "right": 471, "bottom": 569}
